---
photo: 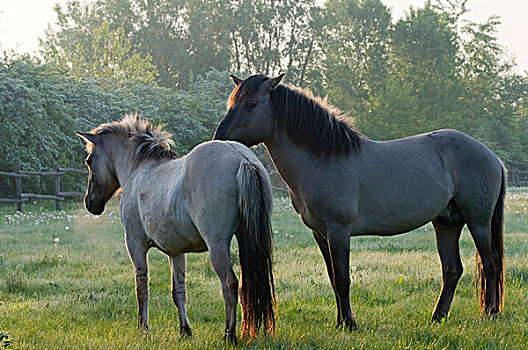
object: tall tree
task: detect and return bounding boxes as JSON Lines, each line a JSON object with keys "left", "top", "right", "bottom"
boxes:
{"left": 322, "top": 0, "right": 392, "bottom": 117}
{"left": 458, "top": 15, "right": 528, "bottom": 166}
{"left": 230, "top": 0, "right": 323, "bottom": 85}
{"left": 359, "top": 3, "right": 462, "bottom": 139}
{"left": 40, "top": 1, "right": 157, "bottom": 84}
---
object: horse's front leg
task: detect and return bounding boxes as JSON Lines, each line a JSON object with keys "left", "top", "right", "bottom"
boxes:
{"left": 126, "top": 235, "right": 150, "bottom": 331}
{"left": 169, "top": 254, "right": 192, "bottom": 337}
{"left": 314, "top": 226, "right": 356, "bottom": 331}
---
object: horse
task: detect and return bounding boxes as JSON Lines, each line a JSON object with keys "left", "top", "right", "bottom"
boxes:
{"left": 76, "top": 114, "right": 276, "bottom": 344}
{"left": 213, "top": 74, "right": 506, "bottom": 330}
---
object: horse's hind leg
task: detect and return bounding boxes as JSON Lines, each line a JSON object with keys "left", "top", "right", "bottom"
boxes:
{"left": 467, "top": 224, "right": 500, "bottom": 314}
{"left": 169, "top": 254, "right": 192, "bottom": 337}
{"left": 208, "top": 244, "right": 239, "bottom": 345}
{"left": 313, "top": 228, "right": 357, "bottom": 331}
{"left": 431, "top": 220, "right": 464, "bottom": 322}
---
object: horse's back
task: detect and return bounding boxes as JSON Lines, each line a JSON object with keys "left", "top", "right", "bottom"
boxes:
{"left": 371, "top": 129, "right": 502, "bottom": 185}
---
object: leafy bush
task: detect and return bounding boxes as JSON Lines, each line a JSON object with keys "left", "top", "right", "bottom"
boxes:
{"left": 0, "top": 57, "right": 231, "bottom": 173}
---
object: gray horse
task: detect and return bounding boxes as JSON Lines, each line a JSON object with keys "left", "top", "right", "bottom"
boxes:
{"left": 214, "top": 74, "right": 505, "bottom": 330}
{"left": 76, "top": 115, "right": 276, "bottom": 344}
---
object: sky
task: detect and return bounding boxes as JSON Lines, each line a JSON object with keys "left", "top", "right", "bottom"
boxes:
{"left": 0, "top": 0, "right": 527, "bottom": 73}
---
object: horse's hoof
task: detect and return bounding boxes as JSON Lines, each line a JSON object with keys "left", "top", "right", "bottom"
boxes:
{"left": 485, "top": 305, "right": 499, "bottom": 315}
{"left": 484, "top": 306, "right": 500, "bottom": 318}
{"left": 180, "top": 325, "right": 192, "bottom": 338}
{"left": 224, "top": 332, "right": 237, "bottom": 346}
{"left": 431, "top": 312, "right": 447, "bottom": 324}
{"left": 336, "top": 318, "right": 357, "bottom": 331}
{"left": 138, "top": 324, "right": 148, "bottom": 334}
{"left": 345, "top": 318, "right": 357, "bottom": 331}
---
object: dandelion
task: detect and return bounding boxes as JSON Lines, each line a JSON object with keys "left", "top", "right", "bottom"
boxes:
{"left": 65, "top": 226, "right": 70, "bottom": 230}
{"left": 55, "top": 237, "right": 60, "bottom": 243}
{"left": 351, "top": 266, "right": 357, "bottom": 271}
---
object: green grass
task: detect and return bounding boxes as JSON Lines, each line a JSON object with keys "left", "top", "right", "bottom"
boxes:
{"left": 1, "top": 192, "right": 527, "bottom": 349}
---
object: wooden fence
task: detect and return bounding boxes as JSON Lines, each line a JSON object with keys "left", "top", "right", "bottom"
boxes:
{"left": 0, "top": 162, "right": 88, "bottom": 211}
{"left": 508, "top": 166, "right": 528, "bottom": 187}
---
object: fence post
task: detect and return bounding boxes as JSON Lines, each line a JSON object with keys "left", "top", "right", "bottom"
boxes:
{"left": 14, "top": 162, "right": 23, "bottom": 212}
{"left": 55, "top": 163, "right": 62, "bottom": 211}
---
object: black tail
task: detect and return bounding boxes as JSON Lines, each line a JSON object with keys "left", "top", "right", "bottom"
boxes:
{"left": 236, "top": 160, "right": 276, "bottom": 338}
{"left": 476, "top": 165, "right": 506, "bottom": 313}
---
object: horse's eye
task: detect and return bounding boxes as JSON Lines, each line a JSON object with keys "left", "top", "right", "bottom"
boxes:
{"left": 245, "top": 100, "right": 257, "bottom": 109}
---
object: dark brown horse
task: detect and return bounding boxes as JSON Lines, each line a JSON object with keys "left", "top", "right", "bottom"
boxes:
{"left": 213, "top": 74, "right": 505, "bottom": 330}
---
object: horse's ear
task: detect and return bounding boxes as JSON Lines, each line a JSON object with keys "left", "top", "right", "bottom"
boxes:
{"left": 76, "top": 131, "right": 97, "bottom": 145}
{"left": 229, "top": 74, "right": 243, "bottom": 86}
{"left": 264, "top": 73, "right": 285, "bottom": 91}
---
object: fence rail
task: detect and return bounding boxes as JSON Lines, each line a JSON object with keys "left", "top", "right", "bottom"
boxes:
{"left": 508, "top": 167, "right": 528, "bottom": 187}
{"left": 0, "top": 162, "right": 88, "bottom": 211}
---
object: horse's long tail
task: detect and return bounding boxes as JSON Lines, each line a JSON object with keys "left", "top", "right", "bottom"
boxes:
{"left": 236, "top": 159, "right": 276, "bottom": 338}
{"left": 476, "top": 165, "right": 506, "bottom": 314}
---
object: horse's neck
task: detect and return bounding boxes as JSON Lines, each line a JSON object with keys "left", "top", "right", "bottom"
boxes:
{"left": 265, "top": 132, "right": 316, "bottom": 191}
{"left": 108, "top": 141, "right": 137, "bottom": 187}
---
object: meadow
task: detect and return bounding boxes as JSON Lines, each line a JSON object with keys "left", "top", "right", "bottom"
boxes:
{"left": 1, "top": 190, "right": 527, "bottom": 349}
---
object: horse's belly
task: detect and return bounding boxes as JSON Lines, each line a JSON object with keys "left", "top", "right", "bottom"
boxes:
{"left": 352, "top": 217, "right": 430, "bottom": 236}
{"left": 142, "top": 213, "right": 207, "bottom": 254}
{"left": 352, "top": 200, "right": 445, "bottom": 235}
{"left": 151, "top": 230, "right": 207, "bottom": 254}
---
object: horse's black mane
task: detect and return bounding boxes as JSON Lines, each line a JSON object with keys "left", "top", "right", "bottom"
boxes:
{"left": 232, "top": 75, "right": 363, "bottom": 158}
{"left": 91, "top": 114, "right": 178, "bottom": 166}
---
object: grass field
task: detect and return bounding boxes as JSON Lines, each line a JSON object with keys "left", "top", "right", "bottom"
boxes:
{"left": 1, "top": 190, "right": 527, "bottom": 349}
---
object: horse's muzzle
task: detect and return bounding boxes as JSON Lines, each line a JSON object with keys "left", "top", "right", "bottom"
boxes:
{"left": 212, "top": 123, "right": 228, "bottom": 141}
{"left": 85, "top": 196, "right": 105, "bottom": 215}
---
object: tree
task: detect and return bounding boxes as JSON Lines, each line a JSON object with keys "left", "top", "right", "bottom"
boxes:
{"left": 0, "top": 56, "right": 231, "bottom": 173}
{"left": 230, "top": 0, "right": 323, "bottom": 86}
{"left": 40, "top": 2, "right": 157, "bottom": 85}
{"left": 81, "top": 21, "right": 157, "bottom": 83}
{"left": 457, "top": 15, "right": 528, "bottom": 166}
{"left": 321, "top": 0, "right": 392, "bottom": 117}
{"left": 359, "top": 3, "right": 462, "bottom": 139}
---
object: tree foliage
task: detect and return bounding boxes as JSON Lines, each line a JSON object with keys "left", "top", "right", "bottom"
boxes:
{"left": 3, "top": 0, "right": 526, "bottom": 174}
